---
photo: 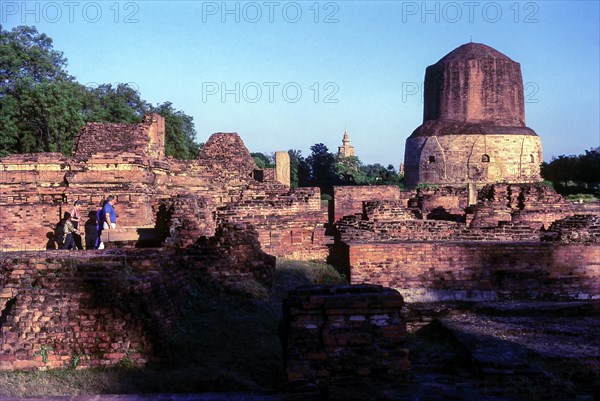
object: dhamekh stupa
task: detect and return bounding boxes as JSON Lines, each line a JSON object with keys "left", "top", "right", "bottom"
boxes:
{"left": 404, "top": 42, "right": 543, "bottom": 187}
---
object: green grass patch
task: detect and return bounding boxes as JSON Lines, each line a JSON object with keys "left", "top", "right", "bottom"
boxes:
{"left": 0, "top": 259, "right": 346, "bottom": 397}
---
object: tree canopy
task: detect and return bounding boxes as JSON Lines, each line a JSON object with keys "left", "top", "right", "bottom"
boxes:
{"left": 0, "top": 25, "right": 200, "bottom": 159}
{"left": 287, "top": 145, "right": 403, "bottom": 194}
{"left": 541, "top": 149, "right": 600, "bottom": 196}
{"left": 251, "top": 152, "right": 274, "bottom": 169}
{"left": 0, "top": 25, "right": 69, "bottom": 86}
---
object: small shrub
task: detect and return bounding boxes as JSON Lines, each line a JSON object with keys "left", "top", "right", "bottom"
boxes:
{"left": 416, "top": 182, "right": 440, "bottom": 190}
{"left": 227, "top": 278, "right": 270, "bottom": 300}
{"left": 541, "top": 179, "right": 555, "bottom": 189}
{"left": 566, "top": 193, "right": 599, "bottom": 203}
{"left": 34, "top": 345, "right": 53, "bottom": 364}
{"left": 277, "top": 259, "right": 347, "bottom": 286}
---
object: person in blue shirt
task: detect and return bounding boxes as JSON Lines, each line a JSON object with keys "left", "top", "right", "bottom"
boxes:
{"left": 102, "top": 195, "right": 117, "bottom": 230}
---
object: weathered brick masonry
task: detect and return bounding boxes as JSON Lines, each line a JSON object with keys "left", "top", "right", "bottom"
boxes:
{"left": 346, "top": 242, "right": 600, "bottom": 302}
{"left": 333, "top": 181, "right": 599, "bottom": 303}
{"left": 217, "top": 188, "right": 328, "bottom": 260}
{"left": 0, "top": 114, "right": 328, "bottom": 260}
{"left": 282, "top": 285, "right": 409, "bottom": 393}
{"left": 0, "top": 223, "right": 275, "bottom": 370}
{"left": 333, "top": 186, "right": 410, "bottom": 223}
{"left": 0, "top": 250, "right": 186, "bottom": 370}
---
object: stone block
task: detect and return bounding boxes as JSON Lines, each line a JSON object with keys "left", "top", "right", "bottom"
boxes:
{"left": 275, "top": 151, "right": 290, "bottom": 187}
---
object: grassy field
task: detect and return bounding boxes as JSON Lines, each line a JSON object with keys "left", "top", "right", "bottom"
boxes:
{"left": 0, "top": 259, "right": 347, "bottom": 397}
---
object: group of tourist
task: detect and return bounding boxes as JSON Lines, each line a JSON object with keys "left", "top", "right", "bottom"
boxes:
{"left": 61, "top": 196, "right": 118, "bottom": 250}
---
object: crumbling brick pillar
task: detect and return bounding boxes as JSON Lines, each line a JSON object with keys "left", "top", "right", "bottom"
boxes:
{"left": 281, "top": 285, "right": 409, "bottom": 394}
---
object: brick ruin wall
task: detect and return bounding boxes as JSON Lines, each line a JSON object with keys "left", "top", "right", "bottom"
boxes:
{"left": 345, "top": 242, "right": 600, "bottom": 302}
{"left": 416, "top": 186, "right": 469, "bottom": 219}
{"left": 332, "top": 186, "right": 411, "bottom": 223}
{"left": 154, "top": 195, "right": 217, "bottom": 248}
{"left": 0, "top": 224, "right": 275, "bottom": 371}
{"left": 333, "top": 182, "right": 599, "bottom": 303}
{"left": 0, "top": 192, "right": 155, "bottom": 252}
{"left": 73, "top": 114, "right": 165, "bottom": 160}
{"left": 334, "top": 183, "right": 589, "bottom": 243}
{"left": 470, "top": 183, "right": 576, "bottom": 229}
{"left": 0, "top": 115, "right": 328, "bottom": 260}
{"left": 337, "top": 218, "right": 542, "bottom": 243}
{"left": 282, "top": 285, "right": 409, "bottom": 393}
{"left": 188, "top": 222, "right": 276, "bottom": 291}
{"left": 333, "top": 185, "right": 474, "bottom": 224}
{"left": 217, "top": 188, "right": 329, "bottom": 260}
{"left": 541, "top": 215, "right": 600, "bottom": 244}
{"left": 0, "top": 250, "right": 187, "bottom": 370}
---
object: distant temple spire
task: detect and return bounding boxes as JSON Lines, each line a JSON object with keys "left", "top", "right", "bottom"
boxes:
{"left": 338, "top": 127, "right": 355, "bottom": 157}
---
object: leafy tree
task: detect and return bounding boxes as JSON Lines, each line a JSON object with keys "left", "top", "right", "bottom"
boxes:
{"left": 0, "top": 94, "right": 20, "bottom": 155}
{"left": 360, "top": 163, "right": 403, "bottom": 187}
{"left": 0, "top": 25, "right": 69, "bottom": 87}
{"left": 541, "top": 149, "right": 600, "bottom": 196}
{"left": 16, "top": 78, "right": 85, "bottom": 154}
{"left": 251, "top": 152, "right": 274, "bottom": 169}
{"left": 306, "top": 143, "right": 339, "bottom": 195}
{"left": 574, "top": 149, "right": 600, "bottom": 184}
{"left": 153, "top": 102, "right": 200, "bottom": 160}
{"left": 0, "top": 25, "right": 201, "bottom": 159}
{"left": 291, "top": 144, "right": 404, "bottom": 192}
{"left": 335, "top": 155, "right": 366, "bottom": 184}
{"left": 288, "top": 149, "right": 310, "bottom": 188}
{"left": 334, "top": 156, "right": 403, "bottom": 187}
{"left": 81, "top": 83, "right": 150, "bottom": 123}
{"left": 541, "top": 155, "right": 574, "bottom": 186}
{"left": 0, "top": 76, "right": 86, "bottom": 155}
{"left": 0, "top": 25, "right": 82, "bottom": 155}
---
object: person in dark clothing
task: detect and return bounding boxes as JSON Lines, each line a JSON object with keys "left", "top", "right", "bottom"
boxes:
{"left": 62, "top": 212, "right": 83, "bottom": 250}
{"left": 84, "top": 210, "right": 97, "bottom": 249}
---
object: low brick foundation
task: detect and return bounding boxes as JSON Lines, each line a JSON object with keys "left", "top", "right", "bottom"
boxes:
{"left": 345, "top": 242, "right": 600, "bottom": 302}
{"left": 333, "top": 186, "right": 407, "bottom": 222}
{"left": 217, "top": 188, "right": 328, "bottom": 261}
{"left": 0, "top": 250, "right": 187, "bottom": 370}
{"left": 0, "top": 223, "right": 275, "bottom": 371}
{"left": 281, "top": 285, "right": 409, "bottom": 393}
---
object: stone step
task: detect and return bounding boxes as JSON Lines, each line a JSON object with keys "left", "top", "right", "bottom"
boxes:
{"left": 440, "top": 316, "right": 541, "bottom": 372}
{"left": 473, "top": 301, "right": 600, "bottom": 317}
{"left": 101, "top": 227, "right": 157, "bottom": 243}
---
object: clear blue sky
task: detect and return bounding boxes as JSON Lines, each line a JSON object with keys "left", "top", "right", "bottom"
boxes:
{"left": 2, "top": 1, "right": 599, "bottom": 166}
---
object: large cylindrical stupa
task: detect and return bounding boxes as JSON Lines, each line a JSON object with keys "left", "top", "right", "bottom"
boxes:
{"left": 404, "top": 43, "right": 542, "bottom": 187}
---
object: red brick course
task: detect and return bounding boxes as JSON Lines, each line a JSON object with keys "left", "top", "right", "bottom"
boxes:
{"left": 346, "top": 241, "right": 600, "bottom": 302}
{"left": 0, "top": 223, "right": 275, "bottom": 371}
{"left": 0, "top": 250, "right": 187, "bottom": 370}
{"left": 0, "top": 116, "right": 329, "bottom": 259}
{"left": 332, "top": 186, "right": 407, "bottom": 222}
{"left": 282, "top": 285, "right": 409, "bottom": 393}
